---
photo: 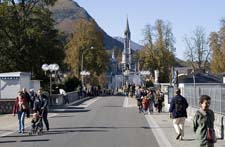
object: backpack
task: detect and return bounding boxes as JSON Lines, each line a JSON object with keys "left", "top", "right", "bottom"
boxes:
{"left": 175, "top": 97, "right": 183, "bottom": 113}
{"left": 158, "top": 92, "right": 164, "bottom": 102}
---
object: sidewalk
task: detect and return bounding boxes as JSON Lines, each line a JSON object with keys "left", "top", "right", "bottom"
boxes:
{"left": 0, "top": 113, "right": 57, "bottom": 137}
{"left": 0, "top": 96, "right": 93, "bottom": 137}
{"left": 126, "top": 96, "right": 225, "bottom": 147}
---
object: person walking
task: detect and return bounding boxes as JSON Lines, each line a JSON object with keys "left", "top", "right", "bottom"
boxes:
{"left": 193, "top": 95, "right": 216, "bottom": 147}
{"left": 135, "top": 86, "right": 142, "bottom": 113}
{"left": 22, "top": 88, "right": 31, "bottom": 118}
{"left": 169, "top": 88, "right": 189, "bottom": 140}
{"left": 29, "top": 89, "right": 37, "bottom": 113}
{"left": 12, "top": 91, "right": 28, "bottom": 133}
{"left": 147, "top": 89, "right": 155, "bottom": 114}
{"left": 156, "top": 89, "right": 164, "bottom": 113}
{"left": 33, "top": 89, "right": 49, "bottom": 131}
{"left": 59, "top": 88, "right": 69, "bottom": 104}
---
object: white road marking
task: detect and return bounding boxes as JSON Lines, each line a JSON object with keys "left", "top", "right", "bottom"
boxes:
{"left": 123, "top": 96, "right": 129, "bottom": 107}
{"left": 0, "top": 131, "right": 14, "bottom": 137}
{"left": 80, "top": 97, "right": 102, "bottom": 107}
{"left": 145, "top": 115, "right": 172, "bottom": 147}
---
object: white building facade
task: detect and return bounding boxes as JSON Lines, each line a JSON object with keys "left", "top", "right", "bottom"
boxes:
{"left": 0, "top": 72, "right": 40, "bottom": 99}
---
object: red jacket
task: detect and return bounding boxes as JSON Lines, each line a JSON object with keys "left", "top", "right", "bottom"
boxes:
{"left": 12, "top": 96, "right": 27, "bottom": 114}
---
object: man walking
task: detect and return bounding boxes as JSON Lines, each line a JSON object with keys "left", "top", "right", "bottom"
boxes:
{"left": 169, "top": 88, "right": 188, "bottom": 140}
{"left": 33, "top": 89, "right": 49, "bottom": 131}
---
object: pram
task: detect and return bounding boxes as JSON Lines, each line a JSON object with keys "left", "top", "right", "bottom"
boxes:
{"left": 29, "top": 111, "right": 43, "bottom": 135}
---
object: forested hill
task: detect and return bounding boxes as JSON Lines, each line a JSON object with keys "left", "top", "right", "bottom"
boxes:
{"left": 50, "top": 0, "right": 123, "bottom": 50}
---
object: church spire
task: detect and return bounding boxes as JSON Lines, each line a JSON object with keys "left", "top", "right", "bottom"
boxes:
{"left": 124, "top": 17, "right": 130, "bottom": 38}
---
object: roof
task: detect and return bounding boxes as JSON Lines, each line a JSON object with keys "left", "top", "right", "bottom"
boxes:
{"left": 0, "top": 72, "right": 31, "bottom": 78}
{"left": 178, "top": 72, "right": 222, "bottom": 83}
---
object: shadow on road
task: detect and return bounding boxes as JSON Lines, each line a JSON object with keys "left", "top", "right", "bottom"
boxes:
{"left": 0, "top": 139, "right": 50, "bottom": 144}
{"left": 45, "top": 129, "right": 108, "bottom": 135}
{"left": 49, "top": 109, "right": 90, "bottom": 113}
{"left": 53, "top": 126, "right": 151, "bottom": 130}
{"left": 50, "top": 115, "right": 74, "bottom": 118}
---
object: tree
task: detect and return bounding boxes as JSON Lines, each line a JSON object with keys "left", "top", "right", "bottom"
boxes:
{"left": 0, "top": 0, "right": 65, "bottom": 79}
{"left": 138, "top": 19, "right": 176, "bottom": 82}
{"left": 209, "top": 19, "right": 225, "bottom": 73}
{"left": 184, "top": 26, "right": 210, "bottom": 72}
{"left": 65, "top": 19, "right": 108, "bottom": 85}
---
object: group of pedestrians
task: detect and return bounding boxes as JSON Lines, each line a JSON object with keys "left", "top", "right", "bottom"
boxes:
{"left": 135, "top": 86, "right": 216, "bottom": 146}
{"left": 135, "top": 86, "right": 164, "bottom": 115}
{"left": 169, "top": 88, "right": 216, "bottom": 147}
{"left": 12, "top": 88, "right": 49, "bottom": 134}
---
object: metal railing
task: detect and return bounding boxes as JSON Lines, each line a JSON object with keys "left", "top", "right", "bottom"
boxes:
{"left": 183, "top": 84, "right": 225, "bottom": 114}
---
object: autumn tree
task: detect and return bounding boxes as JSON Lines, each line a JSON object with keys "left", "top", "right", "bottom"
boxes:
{"left": 65, "top": 19, "right": 108, "bottom": 86}
{"left": 138, "top": 20, "right": 176, "bottom": 82}
{"left": 209, "top": 19, "right": 225, "bottom": 73}
{"left": 0, "top": 0, "right": 64, "bottom": 79}
{"left": 184, "top": 26, "right": 210, "bottom": 72}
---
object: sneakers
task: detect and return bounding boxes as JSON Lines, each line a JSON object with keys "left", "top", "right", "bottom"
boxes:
{"left": 180, "top": 137, "right": 183, "bottom": 141}
{"left": 176, "top": 133, "right": 181, "bottom": 140}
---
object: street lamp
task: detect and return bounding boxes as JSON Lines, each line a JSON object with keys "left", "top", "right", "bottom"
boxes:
{"left": 42, "top": 63, "right": 59, "bottom": 96}
{"left": 80, "top": 70, "right": 90, "bottom": 88}
{"left": 81, "top": 46, "right": 94, "bottom": 87}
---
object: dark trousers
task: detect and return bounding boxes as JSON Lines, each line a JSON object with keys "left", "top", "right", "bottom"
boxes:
{"left": 42, "top": 111, "right": 49, "bottom": 130}
{"left": 157, "top": 101, "right": 163, "bottom": 113}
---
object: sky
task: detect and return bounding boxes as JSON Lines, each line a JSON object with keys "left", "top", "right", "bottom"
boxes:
{"left": 74, "top": 0, "right": 225, "bottom": 60}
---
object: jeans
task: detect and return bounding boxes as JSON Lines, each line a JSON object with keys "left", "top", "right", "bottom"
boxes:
{"left": 17, "top": 111, "right": 25, "bottom": 133}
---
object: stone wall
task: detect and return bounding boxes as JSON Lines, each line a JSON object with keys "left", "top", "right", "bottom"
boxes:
{"left": 0, "top": 99, "right": 14, "bottom": 114}
{"left": 0, "top": 91, "right": 81, "bottom": 114}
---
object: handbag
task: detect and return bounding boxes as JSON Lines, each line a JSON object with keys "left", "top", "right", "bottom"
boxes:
{"left": 207, "top": 127, "right": 217, "bottom": 143}
{"left": 206, "top": 111, "right": 217, "bottom": 143}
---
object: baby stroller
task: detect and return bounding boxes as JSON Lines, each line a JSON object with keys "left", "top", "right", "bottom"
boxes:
{"left": 29, "top": 111, "right": 43, "bottom": 135}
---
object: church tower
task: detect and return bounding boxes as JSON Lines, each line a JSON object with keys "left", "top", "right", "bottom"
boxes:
{"left": 122, "top": 18, "right": 132, "bottom": 71}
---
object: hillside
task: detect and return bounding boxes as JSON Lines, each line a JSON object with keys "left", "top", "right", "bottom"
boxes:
{"left": 114, "top": 36, "right": 143, "bottom": 51}
{"left": 50, "top": 0, "right": 123, "bottom": 50}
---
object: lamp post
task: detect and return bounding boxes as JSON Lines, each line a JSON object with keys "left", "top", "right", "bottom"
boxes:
{"left": 81, "top": 46, "right": 94, "bottom": 88}
{"left": 42, "top": 63, "right": 59, "bottom": 96}
{"left": 80, "top": 70, "right": 90, "bottom": 88}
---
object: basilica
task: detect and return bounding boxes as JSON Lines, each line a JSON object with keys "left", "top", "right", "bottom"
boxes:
{"left": 108, "top": 18, "right": 142, "bottom": 90}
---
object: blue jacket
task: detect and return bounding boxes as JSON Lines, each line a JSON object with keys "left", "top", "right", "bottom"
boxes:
{"left": 169, "top": 94, "right": 188, "bottom": 118}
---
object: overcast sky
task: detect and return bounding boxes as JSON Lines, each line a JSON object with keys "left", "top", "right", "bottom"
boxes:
{"left": 75, "top": 0, "right": 225, "bottom": 60}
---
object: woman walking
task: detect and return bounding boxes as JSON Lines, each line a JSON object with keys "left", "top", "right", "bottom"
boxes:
{"left": 147, "top": 90, "right": 154, "bottom": 114}
{"left": 193, "top": 95, "right": 216, "bottom": 147}
{"left": 12, "top": 91, "right": 28, "bottom": 133}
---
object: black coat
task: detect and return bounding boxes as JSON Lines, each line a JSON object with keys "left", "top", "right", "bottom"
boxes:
{"left": 169, "top": 94, "right": 189, "bottom": 118}
{"left": 33, "top": 94, "right": 48, "bottom": 112}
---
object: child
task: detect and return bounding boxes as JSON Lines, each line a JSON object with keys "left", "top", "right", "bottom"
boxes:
{"left": 30, "top": 111, "right": 43, "bottom": 135}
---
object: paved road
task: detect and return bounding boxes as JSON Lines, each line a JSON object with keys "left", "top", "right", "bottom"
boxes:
{"left": 0, "top": 96, "right": 159, "bottom": 147}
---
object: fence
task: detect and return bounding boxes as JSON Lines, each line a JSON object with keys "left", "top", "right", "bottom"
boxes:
{"left": 183, "top": 84, "right": 225, "bottom": 114}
